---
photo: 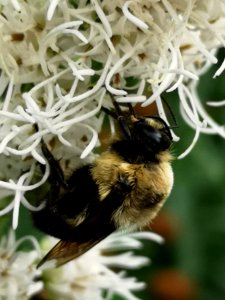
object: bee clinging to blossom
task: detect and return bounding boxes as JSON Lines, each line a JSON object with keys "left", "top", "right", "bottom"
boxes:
{"left": 32, "top": 97, "right": 174, "bottom": 267}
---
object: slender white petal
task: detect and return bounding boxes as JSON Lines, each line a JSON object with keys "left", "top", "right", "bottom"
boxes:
{"left": 207, "top": 100, "right": 225, "bottom": 107}
{"left": 47, "top": 0, "right": 61, "bottom": 21}
{"left": 122, "top": 1, "right": 149, "bottom": 30}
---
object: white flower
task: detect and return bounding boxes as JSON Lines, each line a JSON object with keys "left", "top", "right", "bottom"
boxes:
{"left": 0, "top": 230, "right": 43, "bottom": 300}
{"left": 40, "top": 231, "right": 163, "bottom": 300}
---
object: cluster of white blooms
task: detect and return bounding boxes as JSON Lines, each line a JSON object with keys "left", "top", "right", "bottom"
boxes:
{"left": 40, "top": 231, "right": 163, "bottom": 300}
{"left": 0, "top": 231, "right": 43, "bottom": 300}
{"left": 0, "top": 230, "right": 163, "bottom": 300}
{"left": 0, "top": 0, "right": 224, "bottom": 299}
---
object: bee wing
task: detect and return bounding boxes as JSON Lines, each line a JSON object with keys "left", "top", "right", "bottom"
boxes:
{"left": 37, "top": 238, "right": 102, "bottom": 268}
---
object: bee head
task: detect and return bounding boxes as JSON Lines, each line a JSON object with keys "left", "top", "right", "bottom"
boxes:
{"left": 102, "top": 98, "right": 173, "bottom": 155}
{"left": 130, "top": 116, "right": 172, "bottom": 153}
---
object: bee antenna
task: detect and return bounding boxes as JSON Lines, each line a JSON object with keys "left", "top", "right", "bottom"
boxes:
{"left": 108, "top": 93, "right": 124, "bottom": 116}
{"left": 161, "top": 97, "right": 178, "bottom": 128}
{"left": 101, "top": 106, "right": 118, "bottom": 120}
{"left": 106, "top": 93, "right": 132, "bottom": 139}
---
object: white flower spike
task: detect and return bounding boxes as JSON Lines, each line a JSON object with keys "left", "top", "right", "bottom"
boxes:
{"left": 0, "top": 231, "right": 42, "bottom": 300}
{"left": 40, "top": 231, "right": 163, "bottom": 300}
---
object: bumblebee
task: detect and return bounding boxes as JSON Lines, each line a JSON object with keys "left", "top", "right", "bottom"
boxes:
{"left": 32, "top": 99, "right": 174, "bottom": 267}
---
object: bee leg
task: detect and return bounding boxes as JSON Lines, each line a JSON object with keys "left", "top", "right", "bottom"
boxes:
{"left": 101, "top": 106, "right": 118, "bottom": 119}
{"left": 40, "top": 139, "right": 68, "bottom": 190}
{"left": 117, "top": 116, "right": 131, "bottom": 139}
{"left": 126, "top": 103, "right": 136, "bottom": 117}
{"left": 110, "top": 94, "right": 123, "bottom": 115}
{"left": 33, "top": 124, "right": 67, "bottom": 190}
{"left": 102, "top": 106, "right": 131, "bottom": 139}
{"left": 32, "top": 140, "right": 69, "bottom": 236}
{"left": 105, "top": 95, "right": 132, "bottom": 139}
